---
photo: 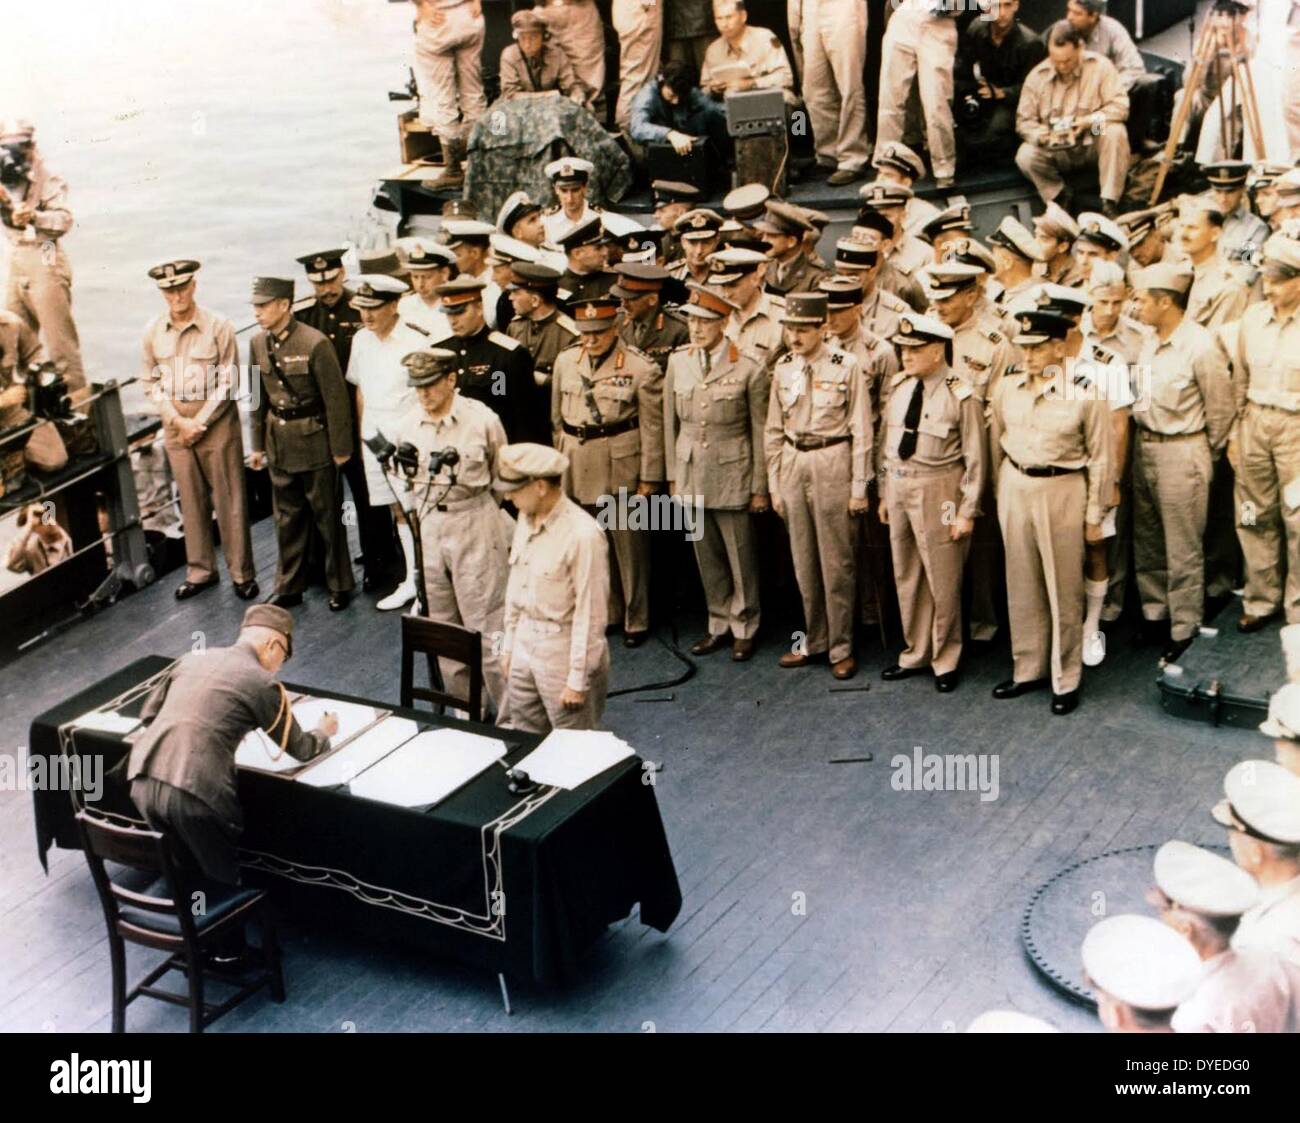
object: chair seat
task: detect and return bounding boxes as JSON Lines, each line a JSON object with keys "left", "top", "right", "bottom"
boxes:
{"left": 117, "top": 878, "right": 263, "bottom": 937}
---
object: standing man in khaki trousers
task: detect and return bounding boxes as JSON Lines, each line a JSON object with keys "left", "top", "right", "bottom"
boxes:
{"left": 614, "top": 0, "right": 663, "bottom": 130}
{"left": 141, "top": 260, "right": 257, "bottom": 602}
{"left": 411, "top": 0, "right": 487, "bottom": 189}
{"left": 795, "top": 0, "right": 870, "bottom": 186}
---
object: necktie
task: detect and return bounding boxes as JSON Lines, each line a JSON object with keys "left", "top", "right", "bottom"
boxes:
{"left": 897, "top": 379, "right": 925, "bottom": 461}
{"left": 700, "top": 347, "right": 711, "bottom": 378}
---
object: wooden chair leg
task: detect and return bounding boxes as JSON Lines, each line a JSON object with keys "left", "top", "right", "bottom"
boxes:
{"left": 109, "top": 935, "right": 126, "bottom": 1033}
{"left": 186, "top": 950, "right": 205, "bottom": 1033}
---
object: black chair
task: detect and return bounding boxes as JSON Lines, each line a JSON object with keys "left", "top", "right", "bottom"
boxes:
{"left": 76, "top": 811, "right": 284, "bottom": 1033}
{"left": 399, "top": 614, "right": 484, "bottom": 722}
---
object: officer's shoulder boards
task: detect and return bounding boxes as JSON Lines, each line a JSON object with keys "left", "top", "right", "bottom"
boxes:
{"left": 489, "top": 330, "right": 521, "bottom": 350}
{"left": 947, "top": 376, "right": 973, "bottom": 401}
{"left": 984, "top": 327, "right": 1002, "bottom": 343}
{"left": 1094, "top": 346, "right": 1116, "bottom": 365}
{"left": 624, "top": 343, "right": 656, "bottom": 367}
{"left": 407, "top": 322, "right": 430, "bottom": 337}
{"left": 728, "top": 341, "right": 739, "bottom": 363}
{"left": 556, "top": 312, "right": 578, "bottom": 333}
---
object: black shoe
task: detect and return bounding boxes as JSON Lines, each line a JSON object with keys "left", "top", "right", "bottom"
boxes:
{"left": 175, "top": 578, "right": 219, "bottom": 601}
{"left": 623, "top": 630, "right": 649, "bottom": 648}
{"left": 266, "top": 592, "right": 303, "bottom": 608}
{"left": 992, "top": 678, "right": 1048, "bottom": 699}
{"left": 328, "top": 590, "right": 352, "bottom": 611}
{"left": 1133, "top": 619, "right": 1170, "bottom": 647}
{"left": 934, "top": 671, "right": 959, "bottom": 693}
{"left": 233, "top": 579, "right": 260, "bottom": 601}
{"left": 1203, "top": 592, "right": 1232, "bottom": 621}
{"left": 1162, "top": 635, "right": 1195, "bottom": 662}
{"left": 690, "top": 633, "right": 731, "bottom": 656}
{"left": 1051, "top": 690, "right": 1079, "bottom": 715}
{"left": 362, "top": 571, "right": 382, "bottom": 593}
{"left": 881, "top": 663, "right": 925, "bottom": 681}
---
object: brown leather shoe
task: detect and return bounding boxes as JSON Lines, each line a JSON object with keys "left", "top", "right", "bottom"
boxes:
{"left": 731, "top": 637, "right": 755, "bottom": 662}
{"left": 831, "top": 656, "right": 857, "bottom": 680}
{"left": 1238, "top": 611, "right": 1280, "bottom": 634}
{"left": 690, "top": 633, "right": 731, "bottom": 656}
{"left": 778, "top": 651, "right": 813, "bottom": 668}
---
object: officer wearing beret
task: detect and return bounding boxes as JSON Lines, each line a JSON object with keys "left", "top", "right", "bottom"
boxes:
{"left": 552, "top": 295, "right": 664, "bottom": 645}
{"left": 833, "top": 234, "right": 910, "bottom": 344}
{"left": 877, "top": 314, "right": 985, "bottom": 692}
{"left": 499, "top": 9, "right": 588, "bottom": 105}
{"left": 670, "top": 209, "right": 725, "bottom": 287}
{"left": 664, "top": 283, "right": 769, "bottom": 661}
{"left": 247, "top": 277, "right": 356, "bottom": 611}
{"left": 988, "top": 310, "right": 1109, "bottom": 714}
{"left": 1148, "top": 840, "right": 1297, "bottom": 1034}
{"left": 1213, "top": 759, "right": 1300, "bottom": 970}
{"left": 613, "top": 262, "right": 687, "bottom": 373}
{"left": 708, "top": 247, "right": 784, "bottom": 362}
{"left": 1081, "top": 914, "right": 1203, "bottom": 1033}
{"left": 386, "top": 348, "right": 514, "bottom": 717}
{"left": 498, "top": 442, "right": 611, "bottom": 732}
{"left": 506, "top": 263, "right": 578, "bottom": 388}
{"left": 127, "top": 604, "right": 336, "bottom": 885}
{"left": 432, "top": 275, "right": 546, "bottom": 445}
{"left": 140, "top": 260, "right": 255, "bottom": 602}
{"left": 764, "top": 292, "right": 871, "bottom": 680}
{"left": 755, "top": 201, "right": 826, "bottom": 298}
{"left": 542, "top": 158, "right": 601, "bottom": 246}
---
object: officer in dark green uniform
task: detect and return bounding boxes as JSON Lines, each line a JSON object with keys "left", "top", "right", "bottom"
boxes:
{"left": 506, "top": 263, "right": 578, "bottom": 388}
{"left": 612, "top": 262, "right": 687, "bottom": 374}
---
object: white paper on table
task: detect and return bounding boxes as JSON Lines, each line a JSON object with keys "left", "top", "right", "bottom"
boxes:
{"left": 235, "top": 729, "right": 305, "bottom": 773}
{"left": 348, "top": 728, "right": 509, "bottom": 808}
{"left": 291, "top": 698, "right": 382, "bottom": 746}
{"left": 512, "top": 730, "right": 635, "bottom": 791}
{"left": 297, "top": 716, "right": 420, "bottom": 788}
{"left": 72, "top": 710, "right": 142, "bottom": 736}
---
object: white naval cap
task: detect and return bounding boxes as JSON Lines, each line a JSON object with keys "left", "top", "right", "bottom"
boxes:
{"left": 441, "top": 219, "right": 496, "bottom": 245}
{"left": 1153, "top": 840, "right": 1259, "bottom": 917}
{"left": 891, "top": 312, "right": 955, "bottom": 347}
{"left": 346, "top": 273, "right": 409, "bottom": 307}
{"left": 1211, "top": 760, "right": 1300, "bottom": 845}
{"left": 397, "top": 238, "right": 457, "bottom": 271}
{"left": 1076, "top": 211, "right": 1129, "bottom": 252}
{"left": 544, "top": 156, "right": 595, "bottom": 184}
{"left": 987, "top": 216, "right": 1046, "bottom": 262}
{"left": 601, "top": 211, "right": 645, "bottom": 239}
{"left": 1081, "top": 914, "right": 1202, "bottom": 1012}
{"left": 487, "top": 232, "right": 541, "bottom": 266}
{"left": 1261, "top": 683, "right": 1300, "bottom": 742}
{"left": 966, "top": 1010, "right": 1059, "bottom": 1033}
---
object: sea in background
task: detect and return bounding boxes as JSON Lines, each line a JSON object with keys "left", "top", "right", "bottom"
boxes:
{"left": 0, "top": 0, "right": 415, "bottom": 398}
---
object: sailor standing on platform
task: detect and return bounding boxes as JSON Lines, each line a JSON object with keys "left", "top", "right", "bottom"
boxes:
{"left": 498, "top": 442, "right": 611, "bottom": 733}
{"left": 247, "top": 276, "right": 355, "bottom": 612}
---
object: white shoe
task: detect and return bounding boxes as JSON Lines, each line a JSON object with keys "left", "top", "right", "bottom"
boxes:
{"left": 376, "top": 581, "right": 417, "bottom": 611}
{"left": 1082, "top": 629, "right": 1106, "bottom": 667}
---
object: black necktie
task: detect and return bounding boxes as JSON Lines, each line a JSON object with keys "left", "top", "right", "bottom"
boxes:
{"left": 897, "top": 379, "right": 925, "bottom": 461}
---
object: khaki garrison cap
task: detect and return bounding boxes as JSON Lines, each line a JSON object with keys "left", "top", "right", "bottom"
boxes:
{"left": 1133, "top": 262, "right": 1195, "bottom": 295}
{"left": 1211, "top": 760, "right": 1300, "bottom": 845}
{"left": 241, "top": 604, "right": 296, "bottom": 657}
{"left": 1081, "top": 915, "right": 1202, "bottom": 1012}
{"left": 495, "top": 442, "right": 569, "bottom": 489}
{"left": 148, "top": 260, "right": 200, "bottom": 290}
{"left": 1153, "top": 840, "right": 1259, "bottom": 918}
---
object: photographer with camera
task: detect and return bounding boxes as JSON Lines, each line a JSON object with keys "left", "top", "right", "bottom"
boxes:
{"left": 0, "top": 120, "right": 84, "bottom": 392}
{"left": 954, "top": 0, "right": 1046, "bottom": 164}
{"left": 0, "top": 309, "right": 67, "bottom": 501}
{"left": 380, "top": 348, "right": 514, "bottom": 721}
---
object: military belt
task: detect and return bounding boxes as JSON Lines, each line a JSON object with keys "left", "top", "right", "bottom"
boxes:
{"left": 562, "top": 416, "right": 639, "bottom": 443}
{"left": 784, "top": 433, "right": 850, "bottom": 452}
{"left": 1006, "top": 455, "right": 1080, "bottom": 478}
{"left": 1136, "top": 428, "right": 1205, "bottom": 442}
{"left": 269, "top": 403, "right": 325, "bottom": 422}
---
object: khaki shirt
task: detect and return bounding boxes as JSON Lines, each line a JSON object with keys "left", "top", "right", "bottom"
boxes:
{"left": 498, "top": 43, "right": 586, "bottom": 103}
{"left": 881, "top": 239, "right": 930, "bottom": 312}
{"left": 387, "top": 392, "right": 507, "bottom": 511}
{"left": 1134, "top": 318, "right": 1233, "bottom": 445}
{"left": 1082, "top": 14, "right": 1145, "bottom": 89}
{"left": 140, "top": 305, "right": 240, "bottom": 429}
{"left": 503, "top": 494, "right": 610, "bottom": 693}
{"left": 699, "top": 26, "right": 796, "bottom": 102}
{"left": 1, "top": 155, "right": 73, "bottom": 245}
{"left": 947, "top": 308, "right": 1018, "bottom": 404}
{"left": 830, "top": 322, "right": 898, "bottom": 430}
{"left": 878, "top": 367, "right": 986, "bottom": 519}
{"left": 1233, "top": 299, "right": 1300, "bottom": 415}
{"left": 989, "top": 366, "right": 1111, "bottom": 525}
{"left": 1083, "top": 311, "right": 1149, "bottom": 365}
{"left": 0, "top": 308, "right": 44, "bottom": 429}
{"left": 509, "top": 307, "right": 578, "bottom": 385}
{"left": 859, "top": 285, "right": 910, "bottom": 341}
{"left": 664, "top": 338, "right": 769, "bottom": 508}
{"left": 552, "top": 341, "right": 665, "bottom": 502}
{"left": 1016, "top": 52, "right": 1129, "bottom": 147}
{"left": 723, "top": 291, "right": 784, "bottom": 360}
{"left": 1187, "top": 254, "right": 1250, "bottom": 331}
{"left": 763, "top": 342, "right": 872, "bottom": 499}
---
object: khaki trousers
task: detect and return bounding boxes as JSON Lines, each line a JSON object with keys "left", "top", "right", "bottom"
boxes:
{"left": 548, "top": 0, "right": 606, "bottom": 111}
{"left": 1237, "top": 403, "right": 1300, "bottom": 622}
{"left": 1014, "top": 126, "right": 1130, "bottom": 204}
{"left": 693, "top": 506, "right": 761, "bottom": 640}
{"left": 997, "top": 462, "right": 1086, "bottom": 694}
{"left": 886, "top": 462, "right": 969, "bottom": 675}
{"left": 1132, "top": 432, "right": 1211, "bottom": 642}
{"left": 413, "top": 7, "right": 487, "bottom": 140}
{"left": 777, "top": 443, "right": 856, "bottom": 663}
{"left": 418, "top": 495, "right": 512, "bottom": 717}
{"left": 613, "top": 0, "right": 662, "bottom": 129}
{"left": 24, "top": 419, "right": 67, "bottom": 472}
{"left": 875, "top": 11, "right": 958, "bottom": 180}
{"left": 595, "top": 517, "right": 650, "bottom": 634}
{"left": 5, "top": 242, "right": 84, "bottom": 390}
{"left": 163, "top": 407, "right": 254, "bottom": 585}
{"left": 505, "top": 620, "right": 609, "bottom": 734}
{"left": 802, "top": 0, "right": 870, "bottom": 173}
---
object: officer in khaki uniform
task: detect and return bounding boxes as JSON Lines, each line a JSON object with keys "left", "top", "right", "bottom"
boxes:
{"left": 872, "top": 141, "right": 940, "bottom": 240}
{"left": 410, "top": 0, "right": 487, "bottom": 190}
{"left": 988, "top": 310, "right": 1109, "bottom": 714}
{"left": 506, "top": 262, "right": 577, "bottom": 387}
{"left": 1232, "top": 233, "right": 1300, "bottom": 632}
{"left": 670, "top": 208, "right": 725, "bottom": 286}
{"left": 499, "top": 9, "right": 588, "bottom": 103}
{"left": 857, "top": 182, "right": 930, "bottom": 313}
{"left": 877, "top": 313, "right": 985, "bottom": 690}
{"left": 498, "top": 442, "right": 611, "bottom": 732}
{"left": 764, "top": 292, "right": 871, "bottom": 679}
{"left": 542, "top": 0, "right": 606, "bottom": 115}
{"left": 247, "top": 277, "right": 355, "bottom": 610}
{"left": 1131, "top": 263, "right": 1234, "bottom": 660}
{"left": 613, "top": 262, "right": 687, "bottom": 373}
{"left": 141, "top": 260, "right": 256, "bottom": 601}
{"left": 664, "top": 284, "right": 769, "bottom": 660}
{"left": 833, "top": 235, "right": 910, "bottom": 343}
{"left": 987, "top": 215, "right": 1047, "bottom": 310}
{"left": 1033, "top": 202, "right": 1085, "bottom": 288}
{"left": 756, "top": 201, "right": 827, "bottom": 297}
{"left": 386, "top": 349, "right": 514, "bottom": 718}
{"left": 708, "top": 247, "right": 785, "bottom": 363}
{"left": 1179, "top": 199, "right": 1251, "bottom": 331}
{"left": 552, "top": 295, "right": 664, "bottom": 645}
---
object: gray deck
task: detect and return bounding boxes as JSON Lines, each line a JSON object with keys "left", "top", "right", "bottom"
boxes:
{"left": 0, "top": 516, "right": 1267, "bottom": 1033}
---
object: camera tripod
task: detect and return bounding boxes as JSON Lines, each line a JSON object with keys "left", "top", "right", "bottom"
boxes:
{"left": 1149, "top": 2, "right": 1265, "bottom": 203}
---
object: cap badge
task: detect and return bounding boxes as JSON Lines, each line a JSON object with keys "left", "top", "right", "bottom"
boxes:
{"left": 313, "top": 257, "right": 327, "bottom": 271}
{"left": 164, "top": 264, "right": 175, "bottom": 278}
